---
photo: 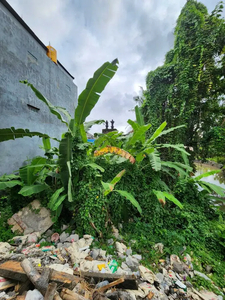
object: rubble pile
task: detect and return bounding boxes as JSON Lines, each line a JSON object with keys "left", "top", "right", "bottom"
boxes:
{"left": 0, "top": 232, "right": 223, "bottom": 300}
{"left": 0, "top": 202, "right": 223, "bottom": 300}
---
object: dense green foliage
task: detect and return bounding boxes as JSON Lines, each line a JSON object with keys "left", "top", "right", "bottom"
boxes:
{"left": 142, "top": 0, "right": 225, "bottom": 161}
{"left": 0, "top": 31, "right": 225, "bottom": 293}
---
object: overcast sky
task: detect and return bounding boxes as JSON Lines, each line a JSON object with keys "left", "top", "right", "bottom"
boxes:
{"left": 7, "top": 0, "right": 222, "bottom": 133}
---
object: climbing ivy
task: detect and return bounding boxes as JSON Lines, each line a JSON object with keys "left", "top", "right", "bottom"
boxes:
{"left": 143, "top": 0, "right": 225, "bottom": 160}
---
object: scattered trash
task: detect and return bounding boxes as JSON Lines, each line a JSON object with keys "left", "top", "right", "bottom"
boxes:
{"left": 108, "top": 260, "right": 118, "bottom": 273}
{"left": 0, "top": 223, "right": 222, "bottom": 300}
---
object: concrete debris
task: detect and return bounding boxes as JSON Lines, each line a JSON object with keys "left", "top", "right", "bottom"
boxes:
{"left": 0, "top": 223, "right": 223, "bottom": 300}
{"left": 7, "top": 200, "right": 53, "bottom": 235}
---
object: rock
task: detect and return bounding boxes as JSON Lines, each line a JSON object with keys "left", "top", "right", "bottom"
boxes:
{"left": 156, "top": 272, "right": 164, "bottom": 283}
{"left": 8, "top": 200, "right": 53, "bottom": 235}
{"left": 132, "top": 254, "right": 142, "bottom": 261}
{"left": 25, "top": 289, "right": 44, "bottom": 300}
{"left": 60, "top": 232, "right": 69, "bottom": 243}
{"left": 91, "top": 249, "right": 100, "bottom": 260}
{"left": 96, "top": 280, "right": 109, "bottom": 289}
{"left": 61, "top": 224, "right": 69, "bottom": 231}
{"left": 121, "top": 262, "right": 132, "bottom": 272}
{"left": 172, "top": 261, "right": 183, "bottom": 273}
{"left": 0, "top": 242, "right": 13, "bottom": 254}
{"left": 115, "top": 242, "right": 127, "bottom": 254}
{"left": 170, "top": 254, "right": 181, "bottom": 265}
{"left": 126, "top": 248, "right": 132, "bottom": 256}
{"left": 45, "top": 229, "right": 53, "bottom": 237}
{"left": 139, "top": 265, "right": 157, "bottom": 284}
{"left": 194, "top": 270, "right": 211, "bottom": 281}
{"left": 205, "top": 265, "right": 213, "bottom": 273}
{"left": 153, "top": 243, "right": 164, "bottom": 254}
{"left": 27, "top": 232, "right": 40, "bottom": 243}
{"left": 65, "top": 234, "right": 79, "bottom": 243}
{"left": 49, "top": 263, "right": 73, "bottom": 275}
{"left": 83, "top": 234, "right": 92, "bottom": 239}
{"left": 107, "top": 238, "right": 114, "bottom": 245}
{"left": 126, "top": 256, "right": 139, "bottom": 271}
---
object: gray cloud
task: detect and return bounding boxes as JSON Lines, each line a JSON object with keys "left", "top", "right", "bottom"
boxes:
{"left": 7, "top": 0, "right": 220, "bottom": 133}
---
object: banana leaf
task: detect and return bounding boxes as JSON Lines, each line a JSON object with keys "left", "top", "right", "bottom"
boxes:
{"left": 0, "top": 127, "right": 49, "bottom": 142}
{"left": 135, "top": 105, "right": 144, "bottom": 126}
{"left": 19, "top": 183, "right": 49, "bottom": 196}
{"left": 74, "top": 59, "right": 119, "bottom": 127}
{"left": 19, "top": 157, "right": 47, "bottom": 185}
{"left": 195, "top": 170, "right": 221, "bottom": 181}
{"left": 149, "top": 121, "right": 167, "bottom": 142}
{"left": 114, "top": 190, "right": 142, "bottom": 214}
{"left": 21, "top": 81, "right": 69, "bottom": 126}
{"left": 0, "top": 180, "right": 22, "bottom": 190}
{"left": 127, "top": 124, "right": 151, "bottom": 146}
{"left": 84, "top": 120, "right": 105, "bottom": 131}
{"left": 58, "top": 133, "right": 72, "bottom": 188}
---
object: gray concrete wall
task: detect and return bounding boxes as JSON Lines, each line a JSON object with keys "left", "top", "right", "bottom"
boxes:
{"left": 0, "top": 2, "right": 77, "bottom": 175}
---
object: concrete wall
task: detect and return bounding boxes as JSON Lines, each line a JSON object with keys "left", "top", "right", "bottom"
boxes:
{"left": 0, "top": 1, "right": 77, "bottom": 175}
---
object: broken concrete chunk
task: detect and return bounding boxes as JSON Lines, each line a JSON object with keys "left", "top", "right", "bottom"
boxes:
{"left": 49, "top": 263, "right": 73, "bottom": 275}
{"left": 194, "top": 270, "right": 211, "bottom": 281}
{"left": 59, "top": 232, "right": 69, "bottom": 243}
{"left": 139, "top": 265, "right": 157, "bottom": 284}
{"left": 7, "top": 200, "right": 53, "bottom": 235}
{"left": 0, "top": 242, "right": 13, "bottom": 254}
{"left": 115, "top": 242, "right": 127, "bottom": 254}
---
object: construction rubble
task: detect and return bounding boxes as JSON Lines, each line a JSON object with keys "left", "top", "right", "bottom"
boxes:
{"left": 0, "top": 230, "right": 223, "bottom": 300}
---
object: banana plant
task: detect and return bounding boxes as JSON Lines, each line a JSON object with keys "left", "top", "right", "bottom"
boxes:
{"left": 0, "top": 59, "right": 119, "bottom": 210}
{"left": 101, "top": 169, "right": 142, "bottom": 214}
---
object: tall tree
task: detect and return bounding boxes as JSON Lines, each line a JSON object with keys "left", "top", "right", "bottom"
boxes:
{"left": 143, "top": 0, "right": 225, "bottom": 159}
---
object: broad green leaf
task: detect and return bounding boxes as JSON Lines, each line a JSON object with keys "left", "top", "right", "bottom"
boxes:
{"left": 172, "top": 161, "right": 192, "bottom": 172}
{"left": 149, "top": 151, "right": 161, "bottom": 171}
{"left": 84, "top": 120, "right": 105, "bottom": 131}
{"left": 144, "top": 147, "right": 155, "bottom": 154}
{"left": 75, "top": 59, "right": 119, "bottom": 126}
{"left": 195, "top": 170, "right": 221, "bottom": 181}
{"left": 42, "top": 137, "right": 51, "bottom": 152}
{"left": 161, "top": 161, "right": 188, "bottom": 176}
{"left": 0, "top": 127, "right": 49, "bottom": 143}
{"left": 58, "top": 133, "right": 72, "bottom": 188}
{"left": 68, "top": 177, "right": 73, "bottom": 202}
{"left": 114, "top": 190, "right": 142, "bottom": 214}
{"left": 51, "top": 194, "right": 67, "bottom": 211}
{"left": 163, "top": 192, "right": 183, "bottom": 209}
{"left": 55, "top": 106, "right": 72, "bottom": 122}
{"left": 67, "top": 161, "right": 73, "bottom": 202}
{"left": 149, "top": 121, "right": 167, "bottom": 142}
{"left": 153, "top": 190, "right": 166, "bottom": 206}
{"left": 19, "top": 157, "right": 47, "bottom": 185}
{"left": 136, "top": 152, "right": 145, "bottom": 162}
{"left": 135, "top": 105, "right": 144, "bottom": 126}
{"left": 79, "top": 124, "right": 87, "bottom": 143}
{"left": 156, "top": 144, "right": 190, "bottom": 155}
{"left": 21, "top": 81, "right": 69, "bottom": 126}
{"left": 182, "top": 152, "right": 190, "bottom": 166}
{"left": 0, "top": 180, "right": 22, "bottom": 190}
{"left": 127, "top": 124, "right": 151, "bottom": 146}
{"left": 199, "top": 181, "right": 225, "bottom": 197}
{"left": 48, "top": 187, "right": 65, "bottom": 210}
{"left": 19, "top": 183, "right": 49, "bottom": 196}
{"left": 157, "top": 125, "right": 185, "bottom": 139}
{"left": 0, "top": 174, "right": 20, "bottom": 181}
{"left": 110, "top": 169, "right": 126, "bottom": 186}
{"left": 127, "top": 119, "right": 139, "bottom": 132}
{"left": 101, "top": 181, "right": 114, "bottom": 196}
{"left": 85, "top": 163, "right": 105, "bottom": 172}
